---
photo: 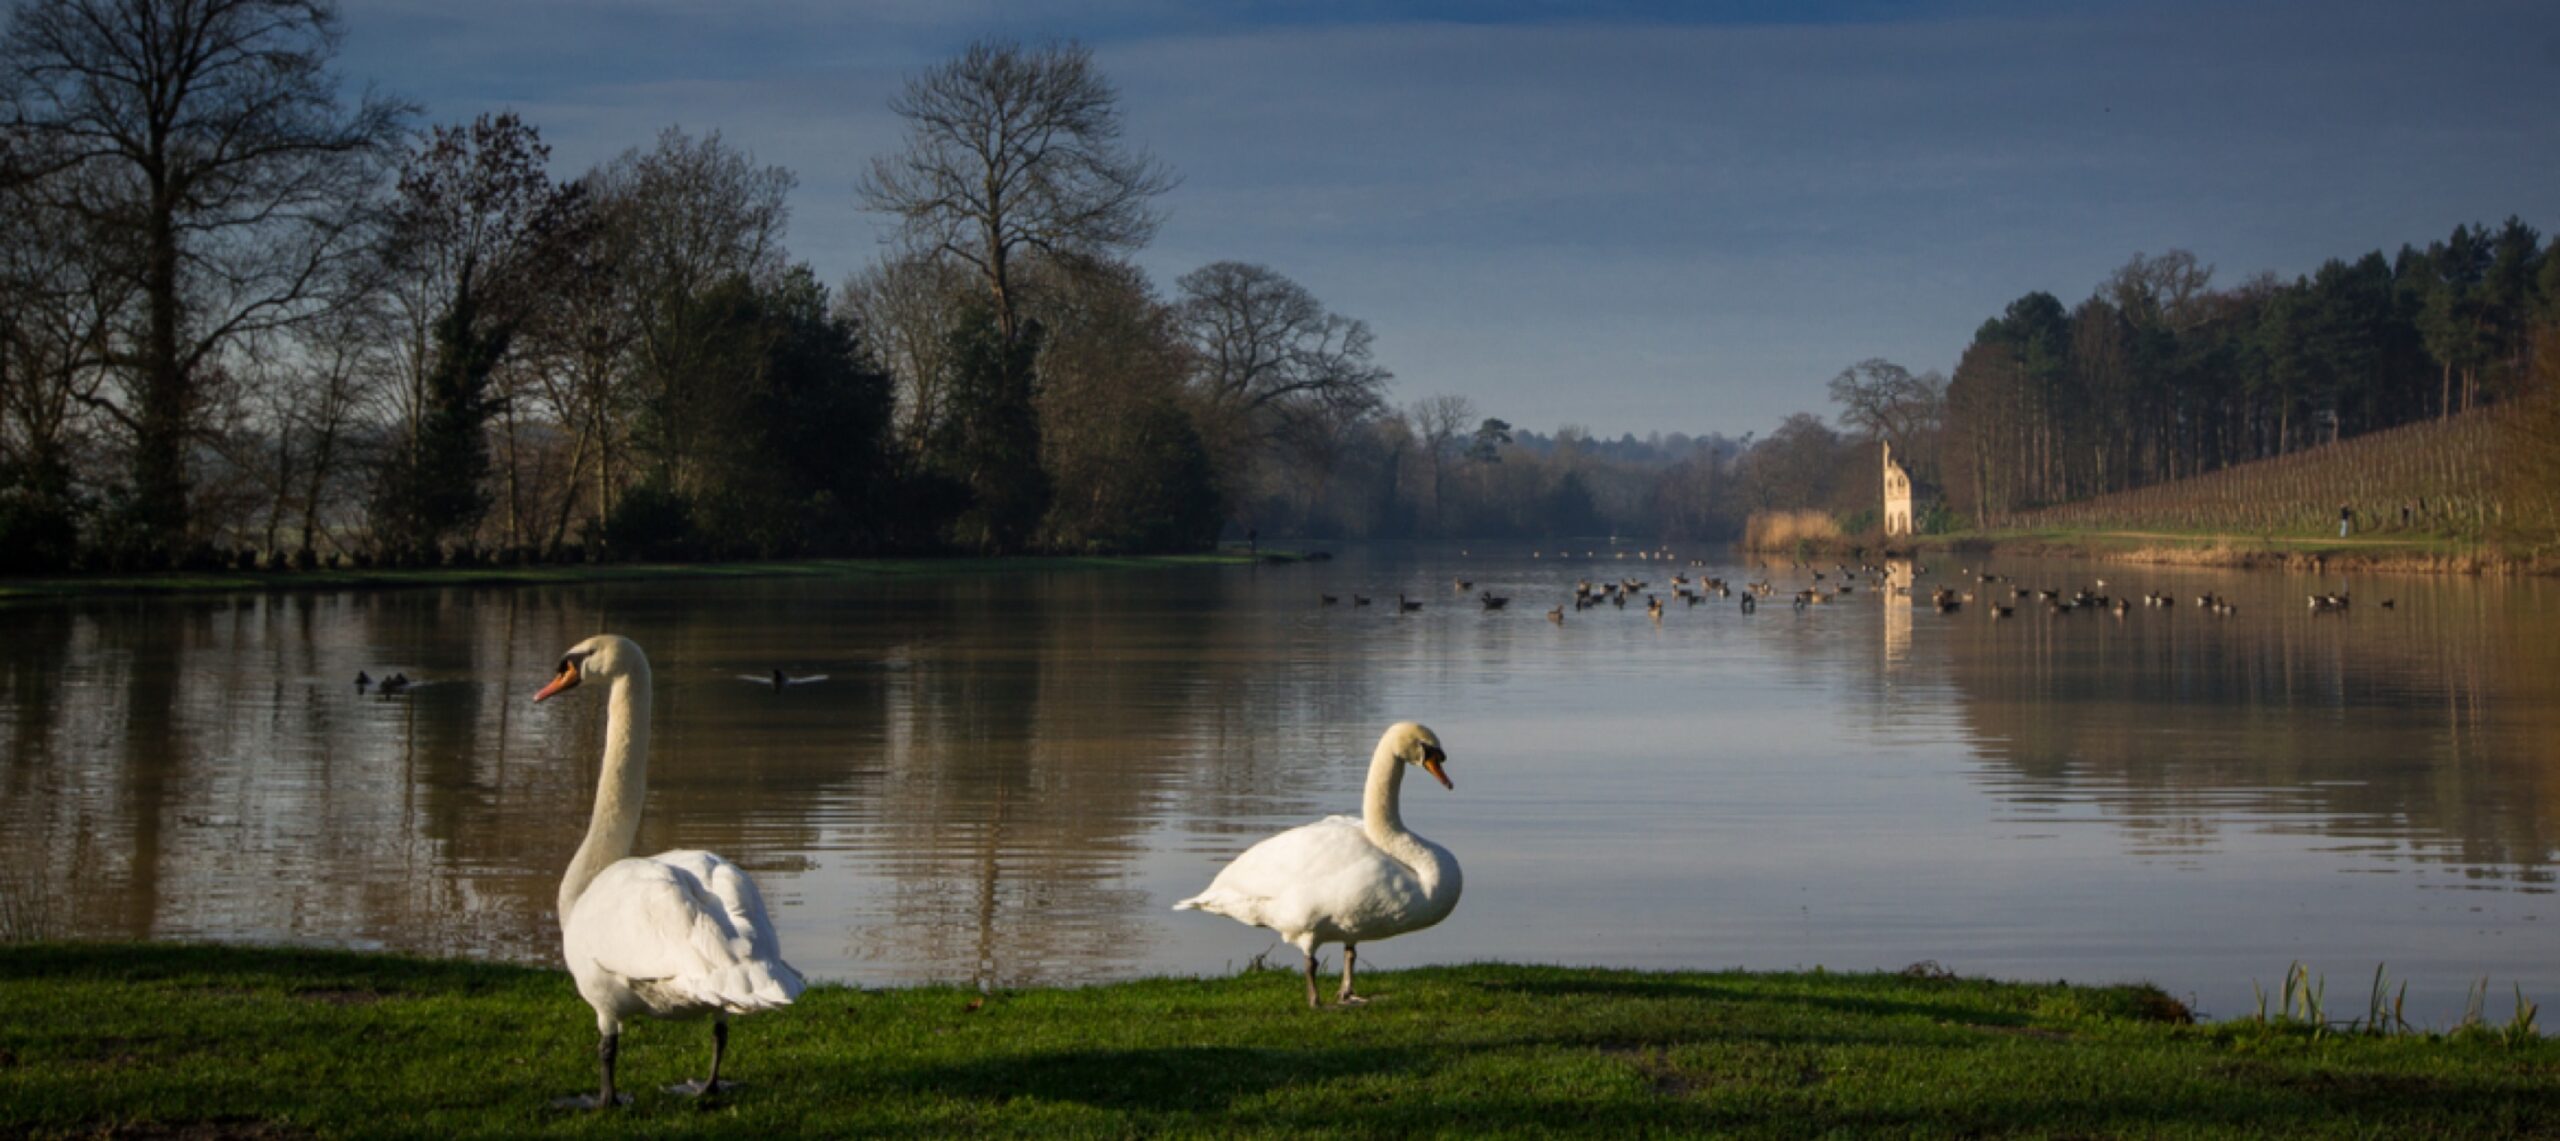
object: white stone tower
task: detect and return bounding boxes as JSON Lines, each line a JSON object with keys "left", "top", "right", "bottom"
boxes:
{"left": 1882, "top": 442, "right": 1913, "bottom": 537}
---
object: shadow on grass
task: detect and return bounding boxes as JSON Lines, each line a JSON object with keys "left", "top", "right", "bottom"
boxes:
{"left": 897, "top": 1044, "right": 1423, "bottom": 1113}
{"left": 1464, "top": 973, "right": 2044, "bottom": 1031}
{"left": 1230, "top": 1079, "right": 2560, "bottom": 1138}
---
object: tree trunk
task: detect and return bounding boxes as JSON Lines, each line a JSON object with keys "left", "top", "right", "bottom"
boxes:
{"left": 594, "top": 410, "right": 616, "bottom": 556}
{"left": 501, "top": 395, "right": 522, "bottom": 550}
{"left": 298, "top": 402, "right": 338, "bottom": 559}
{"left": 264, "top": 433, "right": 294, "bottom": 556}
{"left": 549, "top": 422, "right": 592, "bottom": 554}
{"left": 136, "top": 205, "right": 189, "bottom": 556}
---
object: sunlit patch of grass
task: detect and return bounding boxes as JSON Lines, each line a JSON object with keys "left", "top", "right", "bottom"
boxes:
{"left": 1918, "top": 526, "right": 2508, "bottom": 573}
{"left": 3, "top": 944, "right": 2556, "bottom": 1138}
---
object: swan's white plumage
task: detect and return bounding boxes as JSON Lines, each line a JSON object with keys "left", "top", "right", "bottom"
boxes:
{"left": 564, "top": 850, "right": 803, "bottom": 1024}
{"left": 1176, "top": 722, "right": 1460, "bottom": 1005}
{"left": 1176, "top": 815, "right": 1458, "bottom": 952}
{"left": 539, "top": 634, "right": 801, "bottom": 1104}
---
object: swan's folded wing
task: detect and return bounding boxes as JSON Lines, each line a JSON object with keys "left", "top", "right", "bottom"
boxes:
{"left": 569, "top": 856, "right": 803, "bottom": 1010}
{"left": 651, "top": 850, "right": 789, "bottom": 963}
{"left": 1178, "top": 816, "right": 1400, "bottom": 927}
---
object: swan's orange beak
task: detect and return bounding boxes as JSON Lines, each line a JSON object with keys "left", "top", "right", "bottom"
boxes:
{"left": 1421, "top": 747, "right": 1452, "bottom": 790}
{"left": 534, "top": 662, "right": 580, "bottom": 703}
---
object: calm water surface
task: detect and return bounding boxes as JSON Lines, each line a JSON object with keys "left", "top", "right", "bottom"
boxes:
{"left": 3, "top": 548, "right": 2554, "bottom": 1024}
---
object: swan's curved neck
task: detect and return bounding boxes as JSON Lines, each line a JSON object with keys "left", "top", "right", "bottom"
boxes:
{"left": 560, "top": 668, "right": 650, "bottom": 921}
{"left": 1361, "top": 738, "right": 1446, "bottom": 892}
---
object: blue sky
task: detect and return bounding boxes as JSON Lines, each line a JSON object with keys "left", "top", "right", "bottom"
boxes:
{"left": 337, "top": 0, "right": 2560, "bottom": 440}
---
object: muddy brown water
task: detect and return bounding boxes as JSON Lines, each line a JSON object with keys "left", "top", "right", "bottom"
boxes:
{"left": 2, "top": 547, "right": 2552, "bottom": 1024}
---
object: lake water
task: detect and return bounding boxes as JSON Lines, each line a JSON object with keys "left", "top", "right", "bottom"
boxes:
{"left": 2, "top": 546, "right": 2553, "bottom": 1026}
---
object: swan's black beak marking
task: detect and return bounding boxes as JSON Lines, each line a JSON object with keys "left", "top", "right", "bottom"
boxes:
{"left": 1420, "top": 744, "right": 1452, "bottom": 790}
{"left": 534, "top": 653, "right": 587, "bottom": 703}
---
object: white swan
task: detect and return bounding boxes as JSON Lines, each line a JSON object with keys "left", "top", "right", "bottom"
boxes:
{"left": 535, "top": 634, "right": 804, "bottom": 1109}
{"left": 1175, "top": 722, "right": 1461, "bottom": 1007}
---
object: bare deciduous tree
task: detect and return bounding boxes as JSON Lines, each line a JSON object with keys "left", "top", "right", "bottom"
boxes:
{"left": 1026, "top": 258, "right": 1220, "bottom": 551}
{"left": 592, "top": 128, "right": 795, "bottom": 501}
{"left": 859, "top": 38, "right": 1175, "bottom": 344}
{"left": 1826, "top": 357, "right": 1945, "bottom": 483}
{"left": 839, "top": 250, "right": 977, "bottom": 463}
{"left": 1409, "top": 393, "right": 1474, "bottom": 532}
{"left": 0, "top": 172, "right": 125, "bottom": 488}
{"left": 379, "top": 112, "right": 584, "bottom": 556}
{"left": 0, "top": 0, "right": 408, "bottom": 555}
{"left": 2104, "top": 249, "right": 2215, "bottom": 333}
{"left": 513, "top": 186, "right": 637, "bottom": 552}
{"left": 1176, "top": 260, "right": 1391, "bottom": 449}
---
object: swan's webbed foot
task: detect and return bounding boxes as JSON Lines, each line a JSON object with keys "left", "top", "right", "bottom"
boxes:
{"left": 1334, "top": 944, "right": 1365, "bottom": 1006}
{"left": 551, "top": 1092, "right": 632, "bottom": 1111}
{"left": 664, "top": 1019, "right": 731, "bottom": 1099}
{"left": 554, "top": 1030, "right": 628, "bottom": 1111}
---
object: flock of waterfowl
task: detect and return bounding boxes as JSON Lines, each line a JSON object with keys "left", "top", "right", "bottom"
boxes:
{"left": 524, "top": 633, "right": 1456, "bottom": 1110}
{"left": 1318, "top": 553, "right": 2396, "bottom": 627}
{"left": 357, "top": 666, "right": 830, "bottom": 699}
{"left": 351, "top": 670, "right": 413, "bottom": 695}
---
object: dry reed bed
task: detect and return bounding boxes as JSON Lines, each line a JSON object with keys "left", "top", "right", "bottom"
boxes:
{"left": 1741, "top": 510, "right": 1844, "bottom": 551}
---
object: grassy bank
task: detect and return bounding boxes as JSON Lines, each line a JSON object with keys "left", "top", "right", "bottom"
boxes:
{"left": 1748, "top": 526, "right": 2542, "bottom": 574}
{"left": 1902, "top": 527, "right": 2544, "bottom": 575}
{"left": 2, "top": 944, "right": 2554, "bottom": 1137}
{"left": 0, "top": 549, "right": 1282, "bottom": 602}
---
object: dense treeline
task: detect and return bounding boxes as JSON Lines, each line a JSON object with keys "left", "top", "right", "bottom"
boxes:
{"left": 6, "top": 4, "right": 2549, "bottom": 574}
{"left": 1945, "top": 230, "right": 2558, "bottom": 526}
{"left": 0, "top": 0, "right": 1910, "bottom": 570}
{"left": 1258, "top": 215, "right": 2560, "bottom": 547}
{"left": 0, "top": 3, "right": 1396, "bottom": 572}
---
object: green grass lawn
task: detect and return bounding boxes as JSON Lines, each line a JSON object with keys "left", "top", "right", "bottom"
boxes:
{"left": 2, "top": 944, "right": 2552, "bottom": 1138}
{"left": 0, "top": 550, "right": 1280, "bottom": 602}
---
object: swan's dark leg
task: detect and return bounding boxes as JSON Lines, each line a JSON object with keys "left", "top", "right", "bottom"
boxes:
{"left": 1337, "top": 944, "right": 1366, "bottom": 1005}
{"left": 595, "top": 1030, "right": 619, "bottom": 1110}
{"left": 553, "top": 1025, "right": 628, "bottom": 1109}
{"left": 1303, "top": 949, "right": 1322, "bottom": 1008}
{"left": 708, "top": 1019, "right": 727, "bottom": 1091}
{"left": 669, "top": 1019, "right": 731, "bottom": 1097}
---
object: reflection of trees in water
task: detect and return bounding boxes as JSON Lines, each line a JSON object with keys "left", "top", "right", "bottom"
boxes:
{"left": 1935, "top": 577, "right": 2560, "bottom": 875}
{"left": 0, "top": 569, "right": 1383, "bottom": 978}
{"left": 845, "top": 571, "right": 1378, "bottom": 987}
{"left": 0, "top": 590, "right": 620, "bottom": 960}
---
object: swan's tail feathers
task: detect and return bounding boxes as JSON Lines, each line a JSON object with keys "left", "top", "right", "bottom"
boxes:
{"left": 690, "top": 956, "right": 805, "bottom": 1014}
{"left": 1172, "top": 888, "right": 1266, "bottom": 924}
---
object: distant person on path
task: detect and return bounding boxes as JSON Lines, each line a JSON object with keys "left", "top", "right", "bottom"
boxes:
{"left": 2339, "top": 504, "right": 2352, "bottom": 539}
